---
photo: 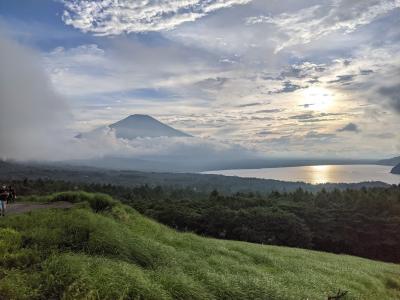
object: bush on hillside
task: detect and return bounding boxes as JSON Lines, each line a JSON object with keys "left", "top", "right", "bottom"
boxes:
{"left": 23, "top": 191, "right": 117, "bottom": 213}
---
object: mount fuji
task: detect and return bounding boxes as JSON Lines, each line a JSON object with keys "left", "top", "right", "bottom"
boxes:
{"left": 77, "top": 114, "right": 191, "bottom": 139}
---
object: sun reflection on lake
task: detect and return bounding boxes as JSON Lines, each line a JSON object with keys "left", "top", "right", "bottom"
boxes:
{"left": 204, "top": 165, "right": 400, "bottom": 185}
{"left": 309, "top": 165, "right": 332, "bottom": 184}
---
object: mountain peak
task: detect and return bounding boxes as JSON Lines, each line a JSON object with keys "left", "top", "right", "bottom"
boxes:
{"left": 77, "top": 114, "right": 191, "bottom": 140}
{"left": 126, "top": 114, "right": 154, "bottom": 120}
{"left": 109, "top": 114, "right": 191, "bottom": 139}
{"left": 116, "top": 114, "right": 158, "bottom": 126}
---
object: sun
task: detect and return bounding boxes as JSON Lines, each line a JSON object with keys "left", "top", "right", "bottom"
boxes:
{"left": 299, "top": 86, "right": 335, "bottom": 111}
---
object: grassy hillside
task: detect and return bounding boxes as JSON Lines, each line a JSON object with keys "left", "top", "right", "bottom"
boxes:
{"left": 0, "top": 192, "right": 399, "bottom": 299}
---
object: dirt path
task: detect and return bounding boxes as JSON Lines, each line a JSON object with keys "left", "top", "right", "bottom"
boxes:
{"left": 3, "top": 202, "right": 73, "bottom": 215}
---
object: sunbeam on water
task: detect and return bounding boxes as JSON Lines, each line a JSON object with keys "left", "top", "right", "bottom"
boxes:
{"left": 205, "top": 165, "right": 400, "bottom": 185}
{"left": 309, "top": 165, "right": 332, "bottom": 184}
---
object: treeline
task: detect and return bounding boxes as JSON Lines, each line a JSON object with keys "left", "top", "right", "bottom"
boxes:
{"left": 0, "top": 160, "right": 389, "bottom": 194}
{"left": 8, "top": 179, "right": 400, "bottom": 263}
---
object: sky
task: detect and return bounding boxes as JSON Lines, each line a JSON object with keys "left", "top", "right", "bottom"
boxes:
{"left": 0, "top": 0, "right": 399, "bottom": 162}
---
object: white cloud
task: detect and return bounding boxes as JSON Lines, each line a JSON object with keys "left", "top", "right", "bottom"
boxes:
{"left": 0, "top": 31, "right": 72, "bottom": 161}
{"left": 43, "top": 40, "right": 225, "bottom": 98}
{"left": 73, "top": 126, "right": 258, "bottom": 161}
{"left": 61, "top": 0, "right": 252, "bottom": 35}
{"left": 246, "top": 0, "right": 400, "bottom": 52}
{"left": 40, "top": 39, "right": 400, "bottom": 158}
{"left": 29, "top": 0, "right": 400, "bottom": 159}
{"left": 0, "top": 33, "right": 262, "bottom": 164}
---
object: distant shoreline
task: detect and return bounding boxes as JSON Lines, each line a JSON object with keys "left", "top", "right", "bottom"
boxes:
{"left": 200, "top": 159, "right": 378, "bottom": 172}
{"left": 203, "top": 164, "right": 400, "bottom": 185}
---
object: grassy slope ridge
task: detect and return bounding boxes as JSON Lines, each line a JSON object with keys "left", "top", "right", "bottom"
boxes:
{"left": 0, "top": 192, "right": 399, "bottom": 299}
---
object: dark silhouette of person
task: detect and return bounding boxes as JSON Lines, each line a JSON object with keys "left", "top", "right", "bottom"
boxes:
{"left": 0, "top": 186, "right": 9, "bottom": 216}
{"left": 7, "top": 185, "right": 16, "bottom": 204}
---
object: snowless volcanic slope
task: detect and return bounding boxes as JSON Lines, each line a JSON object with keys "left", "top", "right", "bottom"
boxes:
{"left": 109, "top": 114, "right": 191, "bottom": 139}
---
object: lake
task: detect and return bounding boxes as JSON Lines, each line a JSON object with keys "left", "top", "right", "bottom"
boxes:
{"left": 204, "top": 165, "right": 400, "bottom": 185}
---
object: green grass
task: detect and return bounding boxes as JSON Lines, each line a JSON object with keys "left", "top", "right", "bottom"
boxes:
{"left": 1, "top": 191, "right": 400, "bottom": 299}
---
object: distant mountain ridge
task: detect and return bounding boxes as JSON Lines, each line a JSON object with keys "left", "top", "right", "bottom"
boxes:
{"left": 377, "top": 156, "right": 400, "bottom": 166}
{"left": 392, "top": 163, "right": 400, "bottom": 175}
{"left": 78, "top": 114, "right": 191, "bottom": 139}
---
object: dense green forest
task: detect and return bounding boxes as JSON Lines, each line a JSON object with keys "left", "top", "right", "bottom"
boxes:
{"left": 1, "top": 191, "right": 399, "bottom": 299}
{"left": 0, "top": 160, "right": 389, "bottom": 193}
{"left": 10, "top": 179, "right": 400, "bottom": 263}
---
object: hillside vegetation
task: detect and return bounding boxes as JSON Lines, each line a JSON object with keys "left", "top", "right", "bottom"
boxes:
{"left": 9, "top": 179, "right": 400, "bottom": 263}
{"left": 0, "top": 192, "right": 400, "bottom": 299}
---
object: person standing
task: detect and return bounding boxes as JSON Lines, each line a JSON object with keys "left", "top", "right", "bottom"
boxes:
{"left": 0, "top": 186, "right": 9, "bottom": 216}
{"left": 7, "top": 185, "right": 16, "bottom": 204}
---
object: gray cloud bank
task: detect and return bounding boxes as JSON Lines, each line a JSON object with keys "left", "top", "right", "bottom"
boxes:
{"left": 337, "top": 123, "right": 360, "bottom": 133}
{"left": 378, "top": 85, "right": 400, "bottom": 113}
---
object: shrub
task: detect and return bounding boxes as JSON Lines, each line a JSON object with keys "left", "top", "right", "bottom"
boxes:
{"left": 0, "top": 228, "right": 22, "bottom": 252}
{"left": 0, "top": 270, "right": 40, "bottom": 300}
{"left": 86, "top": 193, "right": 116, "bottom": 213}
{"left": 30, "top": 191, "right": 118, "bottom": 213}
{"left": 0, "top": 249, "right": 40, "bottom": 269}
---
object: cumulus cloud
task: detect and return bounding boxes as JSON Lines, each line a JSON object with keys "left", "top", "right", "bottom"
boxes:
{"left": 59, "top": 123, "right": 265, "bottom": 172}
{"left": 337, "top": 123, "right": 360, "bottom": 132}
{"left": 256, "top": 109, "right": 283, "bottom": 114}
{"left": 280, "top": 62, "right": 326, "bottom": 79}
{"left": 0, "top": 32, "right": 71, "bottom": 160}
{"left": 273, "top": 81, "right": 304, "bottom": 94}
{"left": 378, "top": 85, "right": 400, "bottom": 113}
{"left": 305, "top": 131, "right": 336, "bottom": 139}
{"left": 246, "top": 0, "right": 400, "bottom": 51}
{"left": 43, "top": 39, "right": 224, "bottom": 101}
{"left": 74, "top": 126, "right": 258, "bottom": 160}
{"left": 328, "top": 74, "right": 356, "bottom": 84}
{"left": 61, "top": 0, "right": 252, "bottom": 35}
{"left": 320, "top": 46, "right": 400, "bottom": 116}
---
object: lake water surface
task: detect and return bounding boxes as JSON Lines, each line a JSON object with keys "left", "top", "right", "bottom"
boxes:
{"left": 204, "top": 165, "right": 400, "bottom": 185}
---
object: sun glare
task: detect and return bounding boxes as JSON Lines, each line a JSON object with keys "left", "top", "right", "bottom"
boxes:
{"left": 310, "top": 165, "right": 332, "bottom": 184}
{"left": 300, "top": 87, "right": 335, "bottom": 111}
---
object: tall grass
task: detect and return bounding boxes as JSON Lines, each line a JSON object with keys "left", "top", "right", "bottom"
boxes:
{"left": 0, "top": 191, "right": 399, "bottom": 299}
{"left": 22, "top": 191, "right": 117, "bottom": 212}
